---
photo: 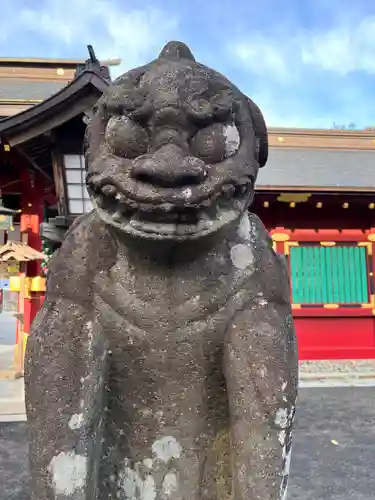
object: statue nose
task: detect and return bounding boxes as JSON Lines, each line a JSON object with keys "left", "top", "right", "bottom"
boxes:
{"left": 131, "top": 146, "right": 207, "bottom": 188}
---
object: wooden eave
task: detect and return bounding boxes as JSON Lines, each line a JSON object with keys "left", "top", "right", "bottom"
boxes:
{"left": 268, "top": 127, "right": 375, "bottom": 151}
{"left": 0, "top": 70, "right": 110, "bottom": 146}
{"left": 0, "top": 57, "right": 121, "bottom": 67}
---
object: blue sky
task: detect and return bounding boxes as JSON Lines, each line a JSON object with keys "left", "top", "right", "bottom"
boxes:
{"left": 1, "top": 0, "right": 375, "bottom": 129}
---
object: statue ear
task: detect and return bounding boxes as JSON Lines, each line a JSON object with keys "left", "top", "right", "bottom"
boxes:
{"left": 247, "top": 98, "right": 268, "bottom": 168}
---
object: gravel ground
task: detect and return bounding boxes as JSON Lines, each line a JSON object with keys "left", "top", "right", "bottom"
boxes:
{"left": 299, "top": 359, "right": 375, "bottom": 374}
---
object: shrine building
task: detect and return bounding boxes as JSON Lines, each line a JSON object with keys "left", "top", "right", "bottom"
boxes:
{"left": 0, "top": 48, "right": 375, "bottom": 371}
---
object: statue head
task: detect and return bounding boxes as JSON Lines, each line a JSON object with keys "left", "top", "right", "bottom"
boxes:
{"left": 85, "top": 41, "right": 268, "bottom": 242}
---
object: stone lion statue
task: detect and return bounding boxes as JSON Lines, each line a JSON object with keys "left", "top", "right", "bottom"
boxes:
{"left": 25, "top": 41, "right": 298, "bottom": 500}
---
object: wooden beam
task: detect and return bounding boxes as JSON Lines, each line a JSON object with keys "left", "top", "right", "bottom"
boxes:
{"left": 15, "top": 146, "right": 52, "bottom": 182}
{"left": 51, "top": 151, "right": 68, "bottom": 218}
{"left": 268, "top": 128, "right": 375, "bottom": 150}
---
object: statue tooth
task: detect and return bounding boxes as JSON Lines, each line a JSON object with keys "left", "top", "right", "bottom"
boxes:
{"left": 197, "top": 218, "right": 213, "bottom": 231}
{"left": 112, "top": 210, "right": 123, "bottom": 222}
{"left": 129, "top": 213, "right": 140, "bottom": 226}
{"left": 158, "top": 203, "right": 175, "bottom": 214}
{"left": 199, "top": 212, "right": 214, "bottom": 229}
{"left": 159, "top": 223, "right": 177, "bottom": 234}
{"left": 141, "top": 222, "right": 177, "bottom": 234}
{"left": 175, "top": 223, "right": 194, "bottom": 235}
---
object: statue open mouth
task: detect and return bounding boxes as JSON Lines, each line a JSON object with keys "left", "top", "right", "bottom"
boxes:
{"left": 92, "top": 181, "right": 252, "bottom": 240}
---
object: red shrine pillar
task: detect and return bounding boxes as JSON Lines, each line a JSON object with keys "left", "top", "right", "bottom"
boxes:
{"left": 20, "top": 169, "right": 44, "bottom": 270}
{"left": 17, "top": 169, "right": 45, "bottom": 361}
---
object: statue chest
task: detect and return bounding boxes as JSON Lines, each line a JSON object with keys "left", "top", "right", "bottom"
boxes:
{"left": 92, "top": 274, "right": 232, "bottom": 446}
{"left": 90, "top": 250, "right": 252, "bottom": 402}
{"left": 93, "top": 250, "right": 244, "bottom": 336}
{"left": 93, "top": 282, "right": 232, "bottom": 363}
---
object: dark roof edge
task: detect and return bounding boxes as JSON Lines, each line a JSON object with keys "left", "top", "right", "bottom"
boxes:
{"left": 0, "top": 57, "right": 121, "bottom": 68}
{"left": 0, "top": 70, "right": 109, "bottom": 142}
{"left": 256, "top": 185, "right": 375, "bottom": 193}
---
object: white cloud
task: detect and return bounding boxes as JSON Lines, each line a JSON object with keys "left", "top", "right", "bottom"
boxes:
{"left": 1, "top": 0, "right": 373, "bottom": 129}
{"left": 3, "top": 0, "right": 179, "bottom": 75}
{"left": 248, "top": 94, "right": 335, "bottom": 130}
{"left": 301, "top": 18, "right": 375, "bottom": 75}
{"left": 227, "top": 15, "right": 375, "bottom": 128}
{"left": 233, "top": 42, "right": 290, "bottom": 83}
{"left": 230, "top": 15, "right": 375, "bottom": 81}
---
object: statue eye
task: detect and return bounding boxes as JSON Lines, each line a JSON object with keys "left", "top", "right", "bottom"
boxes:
{"left": 105, "top": 116, "right": 149, "bottom": 158}
{"left": 190, "top": 123, "right": 240, "bottom": 163}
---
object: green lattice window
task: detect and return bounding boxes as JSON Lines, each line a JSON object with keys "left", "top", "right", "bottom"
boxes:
{"left": 289, "top": 245, "right": 369, "bottom": 305}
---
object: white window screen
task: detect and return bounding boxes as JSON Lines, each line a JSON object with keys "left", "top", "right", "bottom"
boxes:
{"left": 64, "top": 154, "right": 93, "bottom": 214}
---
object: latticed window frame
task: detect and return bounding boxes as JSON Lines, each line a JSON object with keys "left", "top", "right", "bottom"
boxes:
{"left": 64, "top": 154, "right": 93, "bottom": 215}
{"left": 285, "top": 241, "right": 374, "bottom": 309}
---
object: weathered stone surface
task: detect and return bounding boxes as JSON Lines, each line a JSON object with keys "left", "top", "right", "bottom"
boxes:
{"left": 24, "top": 41, "right": 298, "bottom": 500}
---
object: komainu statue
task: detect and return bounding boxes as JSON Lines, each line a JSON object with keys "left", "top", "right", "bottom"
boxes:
{"left": 25, "top": 41, "right": 298, "bottom": 500}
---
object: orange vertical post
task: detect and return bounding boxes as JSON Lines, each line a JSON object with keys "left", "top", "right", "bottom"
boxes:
{"left": 18, "top": 169, "right": 45, "bottom": 364}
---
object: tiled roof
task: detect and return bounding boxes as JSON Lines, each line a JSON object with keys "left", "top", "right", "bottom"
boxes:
{"left": 258, "top": 148, "right": 375, "bottom": 189}
{"left": 0, "top": 70, "right": 109, "bottom": 145}
{"left": 0, "top": 241, "right": 45, "bottom": 262}
{"left": 0, "top": 80, "right": 67, "bottom": 101}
